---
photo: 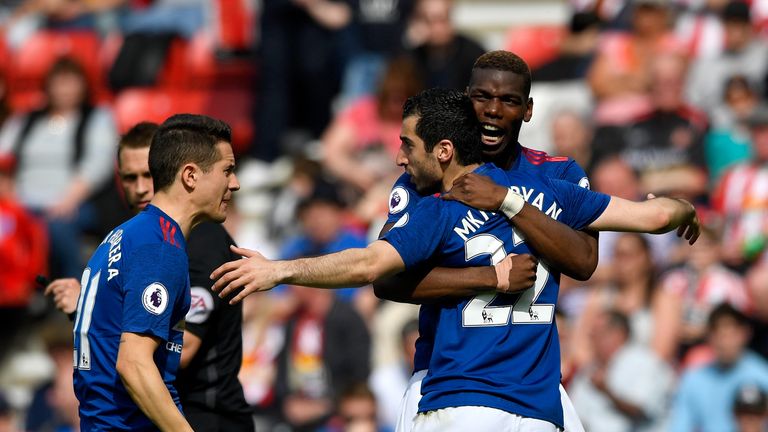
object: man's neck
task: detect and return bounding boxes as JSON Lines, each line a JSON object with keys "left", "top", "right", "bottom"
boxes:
{"left": 442, "top": 163, "right": 481, "bottom": 193}
{"left": 485, "top": 141, "right": 521, "bottom": 171}
{"left": 149, "top": 191, "right": 199, "bottom": 239}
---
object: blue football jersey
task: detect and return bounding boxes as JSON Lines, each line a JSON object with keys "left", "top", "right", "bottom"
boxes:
{"left": 383, "top": 162, "right": 609, "bottom": 428}
{"left": 73, "top": 205, "right": 191, "bottom": 431}
{"left": 383, "top": 146, "right": 590, "bottom": 374}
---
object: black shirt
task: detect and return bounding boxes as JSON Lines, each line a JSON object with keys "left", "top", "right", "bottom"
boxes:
{"left": 176, "top": 222, "right": 250, "bottom": 416}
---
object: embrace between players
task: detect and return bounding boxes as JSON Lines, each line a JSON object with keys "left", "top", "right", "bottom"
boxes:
{"left": 51, "top": 50, "right": 699, "bottom": 432}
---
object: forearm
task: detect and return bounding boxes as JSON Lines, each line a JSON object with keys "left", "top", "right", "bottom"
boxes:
{"left": 373, "top": 265, "right": 496, "bottom": 304}
{"left": 283, "top": 244, "right": 402, "bottom": 288}
{"left": 589, "top": 197, "right": 694, "bottom": 234}
{"left": 117, "top": 350, "right": 192, "bottom": 431}
{"left": 511, "top": 204, "right": 598, "bottom": 280}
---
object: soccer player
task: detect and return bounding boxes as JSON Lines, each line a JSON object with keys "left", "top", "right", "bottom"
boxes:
{"left": 376, "top": 50, "right": 599, "bottom": 432}
{"left": 210, "top": 89, "right": 699, "bottom": 431}
{"left": 47, "top": 121, "right": 253, "bottom": 431}
{"left": 72, "top": 114, "right": 240, "bottom": 431}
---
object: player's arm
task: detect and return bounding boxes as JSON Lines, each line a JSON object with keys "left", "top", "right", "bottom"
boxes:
{"left": 211, "top": 241, "right": 407, "bottom": 304}
{"left": 587, "top": 196, "right": 700, "bottom": 242}
{"left": 372, "top": 222, "right": 538, "bottom": 303}
{"left": 116, "top": 332, "right": 194, "bottom": 432}
{"left": 442, "top": 173, "right": 599, "bottom": 280}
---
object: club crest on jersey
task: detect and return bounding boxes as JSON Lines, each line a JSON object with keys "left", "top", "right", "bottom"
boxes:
{"left": 186, "top": 287, "right": 214, "bottom": 324}
{"left": 142, "top": 282, "right": 168, "bottom": 315}
{"left": 389, "top": 186, "right": 409, "bottom": 214}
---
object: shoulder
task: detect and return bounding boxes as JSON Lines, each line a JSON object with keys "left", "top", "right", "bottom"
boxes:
{"left": 388, "top": 173, "right": 420, "bottom": 215}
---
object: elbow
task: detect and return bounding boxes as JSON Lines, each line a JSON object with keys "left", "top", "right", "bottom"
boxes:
{"left": 569, "top": 258, "right": 597, "bottom": 281}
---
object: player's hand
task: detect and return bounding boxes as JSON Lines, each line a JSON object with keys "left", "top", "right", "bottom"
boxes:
{"left": 44, "top": 278, "right": 81, "bottom": 315}
{"left": 676, "top": 199, "right": 701, "bottom": 245}
{"left": 442, "top": 173, "right": 508, "bottom": 211}
{"left": 210, "top": 246, "right": 280, "bottom": 304}
{"left": 498, "top": 253, "right": 538, "bottom": 294}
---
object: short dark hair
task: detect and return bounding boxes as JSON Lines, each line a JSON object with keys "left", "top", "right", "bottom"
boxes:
{"left": 402, "top": 88, "right": 482, "bottom": 166}
{"left": 472, "top": 50, "right": 532, "bottom": 96}
{"left": 149, "top": 114, "right": 232, "bottom": 192}
{"left": 708, "top": 302, "right": 751, "bottom": 330}
{"left": 117, "top": 122, "right": 158, "bottom": 168}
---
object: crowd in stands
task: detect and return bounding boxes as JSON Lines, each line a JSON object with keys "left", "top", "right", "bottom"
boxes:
{"left": 1, "top": 0, "right": 768, "bottom": 431}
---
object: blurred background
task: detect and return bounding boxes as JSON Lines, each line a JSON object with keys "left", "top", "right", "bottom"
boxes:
{"left": 1, "top": 0, "right": 768, "bottom": 431}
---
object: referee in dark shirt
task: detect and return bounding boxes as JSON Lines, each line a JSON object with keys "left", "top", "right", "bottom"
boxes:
{"left": 178, "top": 221, "right": 252, "bottom": 430}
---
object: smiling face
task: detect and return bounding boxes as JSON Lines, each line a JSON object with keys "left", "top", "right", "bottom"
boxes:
{"left": 396, "top": 115, "right": 443, "bottom": 194}
{"left": 118, "top": 146, "right": 153, "bottom": 213}
{"left": 195, "top": 141, "right": 240, "bottom": 223}
{"left": 467, "top": 68, "right": 532, "bottom": 159}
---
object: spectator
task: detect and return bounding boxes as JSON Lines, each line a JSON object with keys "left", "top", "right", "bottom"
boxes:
{"left": 279, "top": 181, "right": 375, "bottom": 318}
{"left": 533, "top": 11, "right": 602, "bottom": 82}
{"left": 550, "top": 110, "right": 593, "bottom": 174}
{"left": 654, "top": 226, "right": 749, "bottom": 363}
{"left": 369, "top": 318, "right": 418, "bottom": 431}
{"left": 323, "top": 56, "right": 423, "bottom": 193}
{"left": 24, "top": 319, "right": 78, "bottom": 432}
{"left": 570, "top": 309, "right": 674, "bottom": 432}
{"left": 340, "top": 0, "right": 416, "bottom": 104}
{"left": 733, "top": 384, "right": 768, "bottom": 432}
{"left": 587, "top": 0, "right": 682, "bottom": 125}
{"left": 0, "top": 57, "right": 118, "bottom": 279}
{"left": 573, "top": 233, "right": 658, "bottom": 366}
{"left": 706, "top": 75, "right": 758, "bottom": 181}
{"left": 592, "top": 53, "right": 709, "bottom": 200}
{"left": 712, "top": 104, "right": 768, "bottom": 267}
{"left": 0, "top": 155, "right": 47, "bottom": 364}
{"left": 324, "top": 382, "right": 390, "bottom": 432}
{"left": 274, "top": 285, "right": 371, "bottom": 431}
{"left": 406, "top": 0, "right": 484, "bottom": 90}
{"left": 669, "top": 303, "right": 768, "bottom": 432}
{"left": 676, "top": 0, "right": 731, "bottom": 59}
{"left": 686, "top": 1, "right": 768, "bottom": 116}
{"left": 251, "top": 0, "right": 354, "bottom": 163}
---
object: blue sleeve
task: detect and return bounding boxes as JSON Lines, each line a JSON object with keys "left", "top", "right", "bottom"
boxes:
{"left": 385, "top": 173, "right": 424, "bottom": 227}
{"left": 549, "top": 178, "right": 610, "bottom": 230}
{"left": 121, "top": 244, "right": 189, "bottom": 341}
{"left": 559, "top": 159, "right": 591, "bottom": 189}
{"left": 382, "top": 197, "right": 448, "bottom": 269}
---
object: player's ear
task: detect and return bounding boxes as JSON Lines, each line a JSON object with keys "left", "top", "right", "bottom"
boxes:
{"left": 180, "top": 163, "right": 198, "bottom": 189}
{"left": 524, "top": 97, "right": 533, "bottom": 122}
{"left": 435, "top": 139, "right": 454, "bottom": 163}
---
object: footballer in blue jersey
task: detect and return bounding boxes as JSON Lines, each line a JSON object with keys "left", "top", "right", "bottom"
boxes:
{"left": 385, "top": 145, "right": 589, "bottom": 376}
{"left": 74, "top": 205, "right": 191, "bottom": 431}
{"left": 73, "top": 114, "right": 240, "bottom": 432}
{"left": 383, "top": 167, "right": 610, "bottom": 429}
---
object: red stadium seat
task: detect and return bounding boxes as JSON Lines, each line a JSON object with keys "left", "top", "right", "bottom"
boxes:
{"left": 114, "top": 88, "right": 252, "bottom": 154}
{"left": 503, "top": 25, "right": 565, "bottom": 71}
{"left": 214, "top": 0, "right": 253, "bottom": 52}
{"left": 8, "top": 31, "right": 111, "bottom": 104}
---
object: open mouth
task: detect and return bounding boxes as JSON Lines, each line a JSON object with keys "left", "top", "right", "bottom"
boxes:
{"left": 480, "top": 124, "right": 505, "bottom": 146}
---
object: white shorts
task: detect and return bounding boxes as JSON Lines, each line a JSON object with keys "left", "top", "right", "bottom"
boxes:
{"left": 395, "top": 369, "right": 584, "bottom": 432}
{"left": 413, "top": 406, "right": 560, "bottom": 432}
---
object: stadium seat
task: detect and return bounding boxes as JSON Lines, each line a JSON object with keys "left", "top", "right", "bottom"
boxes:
{"left": 114, "top": 88, "right": 252, "bottom": 155}
{"left": 503, "top": 25, "right": 565, "bottom": 71}
{"left": 214, "top": 0, "right": 253, "bottom": 53}
{"left": 8, "top": 30, "right": 111, "bottom": 105}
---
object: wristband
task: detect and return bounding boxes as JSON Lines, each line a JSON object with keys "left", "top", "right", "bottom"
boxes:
{"left": 499, "top": 189, "right": 525, "bottom": 219}
{"left": 494, "top": 253, "right": 515, "bottom": 293}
